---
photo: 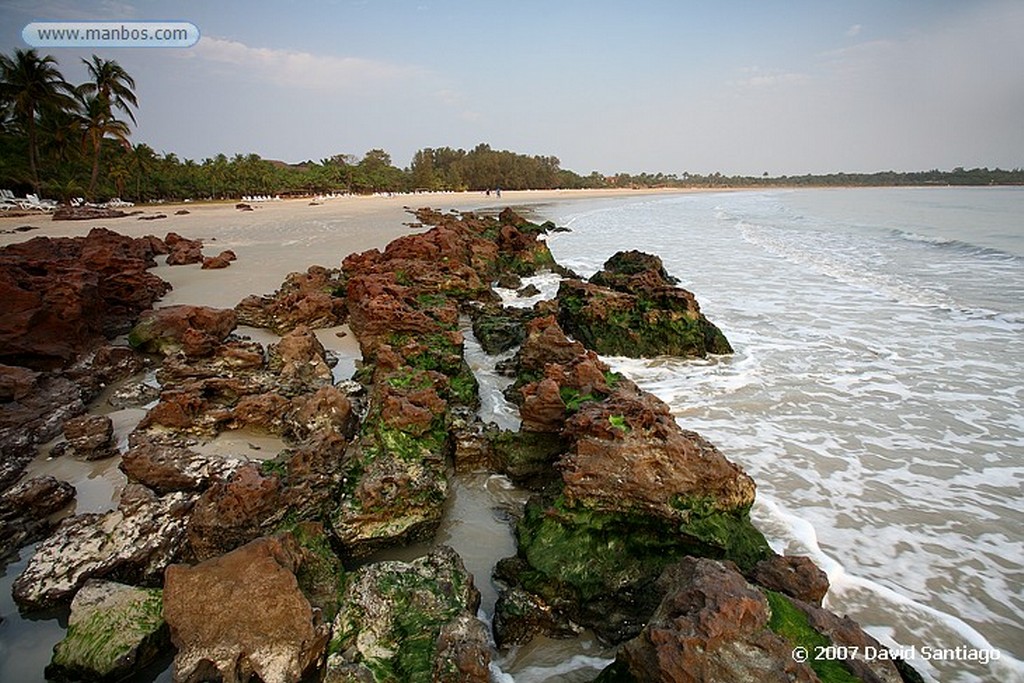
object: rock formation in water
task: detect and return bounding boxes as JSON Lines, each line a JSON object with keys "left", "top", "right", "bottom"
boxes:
{"left": 1, "top": 210, "right": 920, "bottom": 682}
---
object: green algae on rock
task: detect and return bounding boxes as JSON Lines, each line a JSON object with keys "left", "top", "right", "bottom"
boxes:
{"left": 48, "top": 579, "right": 168, "bottom": 682}
{"left": 326, "top": 546, "right": 489, "bottom": 683}
{"left": 556, "top": 249, "right": 733, "bottom": 359}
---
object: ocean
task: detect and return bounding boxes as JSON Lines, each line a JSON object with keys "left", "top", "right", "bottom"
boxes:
{"left": 530, "top": 187, "right": 1024, "bottom": 682}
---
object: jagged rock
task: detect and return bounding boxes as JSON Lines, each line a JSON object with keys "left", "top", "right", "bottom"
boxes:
{"left": 0, "top": 372, "right": 83, "bottom": 488}
{"left": 0, "top": 228, "right": 170, "bottom": 367}
{"left": 489, "top": 429, "right": 566, "bottom": 488}
{"left": 326, "top": 546, "right": 488, "bottom": 682}
{"left": 520, "top": 377, "right": 567, "bottom": 432}
{"left": 186, "top": 464, "right": 284, "bottom": 562}
{"left": 164, "top": 534, "right": 329, "bottom": 683}
{"left": 120, "top": 439, "right": 244, "bottom": 494}
{"left": 12, "top": 484, "right": 193, "bottom": 610}
{"left": 235, "top": 266, "right": 347, "bottom": 334}
{"left": 200, "top": 250, "right": 235, "bottom": 269}
{"left": 47, "top": 579, "right": 168, "bottom": 681}
{"left": 452, "top": 419, "right": 497, "bottom": 473}
{"left": 288, "top": 385, "right": 356, "bottom": 442}
{"left": 749, "top": 554, "right": 830, "bottom": 607}
{"left": 560, "top": 388, "right": 758, "bottom": 520}
{"left": 555, "top": 250, "right": 732, "bottom": 359}
{"left": 492, "top": 583, "right": 579, "bottom": 648}
{"left": 268, "top": 325, "right": 334, "bottom": 395}
{"left": 108, "top": 380, "right": 160, "bottom": 409}
{"left": 598, "top": 557, "right": 817, "bottom": 682}
{"left": 163, "top": 232, "right": 203, "bottom": 266}
{"left": 127, "top": 305, "right": 237, "bottom": 357}
{"left": 0, "top": 475, "right": 75, "bottom": 564}
{"left": 62, "top": 413, "right": 115, "bottom": 460}
{"left": 0, "top": 363, "right": 36, "bottom": 402}
{"left": 599, "top": 557, "right": 915, "bottom": 683}
{"left": 329, "top": 379, "right": 451, "bottom": 557}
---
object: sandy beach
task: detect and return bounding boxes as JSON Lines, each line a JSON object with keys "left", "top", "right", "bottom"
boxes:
{"left": 0, "top": 188, "right": 702, "bottom": 309}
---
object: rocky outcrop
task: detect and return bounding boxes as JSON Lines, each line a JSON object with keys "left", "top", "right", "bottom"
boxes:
{"left": 749, "top": 554, "right": 831, "bottom": 607}
{"left": 127, "top": 305, "right": 237, "bottom": 358}
{"left": 1, "top": 346, "right": 149, "bottom": 489}
{"left": 163, "top": 232, "right": 203, "bottom": 266}
{"left": 164, "top": 534, "right": 330, "bottom": 683}
{"left": 326, "top": 546, "right": 489, "bottom": 682}
{"left": 0, "top": 228, "right": 170, "bottom": 367}
{"left": 0, "top": 475, "right": 75, "bottom": 565}
{"left": 596, "top": 557, "right": 818, "bottom": 682}
{"left": 597, "top": 557, "right": 910, "bottom": 683}
{"left": 494, "top": 313, "right": 768, "bottom": 643}
{"left": 47, "top": 579, "right": 168, "bottom": 682}
{"left": 120, "top": 438, "right": 244, "bottom": 494}
{"left": 235, "top": 265, "right": 347, "bottom": 334}
{"left": 556, "top": 250, "right": 733, "bottom": 358}
{"left": 60, "top": 413, "right": 116, "bottom": 460}
{"left": 201, "top": 250, "right": 237, "bottom": 270}
{"left": 12, "top": 484, "right": 193, "bottom": 610}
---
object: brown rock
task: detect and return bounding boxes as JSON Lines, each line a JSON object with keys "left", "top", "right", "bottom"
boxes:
{"left": 164, "top": 534, "right": 328, "bottom": 683}
{"left": 120, "top": 439, "right": 243, "bottom": 494}
{"left": 0, "top": 228, "right": 170, "bottom": 367}
{"left": 235, "top": 266, "right": 345, "bottom": 335}
{"left": 614, "top": 557, "right": 817, "bottom": 683}
{"left": 520, "top": 377, "right": 567, "bottom": 432}
{"left": 516, "top": 316, "right": 585, "bottom": 375}
{"left": 186, "top": 464, "right": 283, "bottom": 561}
{"left": 749, "top": 555, "right": 830, "bottom": 607}
{"left": 561, "top": 389, "right": 757, "bottom": 518}
{"left": 128, "top": 305, "right": 237, "bottom": 357}
{"left": 268, "top": 326, "right": 333, "bottom": 395}
{"left": 288, "top": 386, "right": 355, "bottom": 442}
{"left": 62, "top": 413, "right": 115, "bottom": 459}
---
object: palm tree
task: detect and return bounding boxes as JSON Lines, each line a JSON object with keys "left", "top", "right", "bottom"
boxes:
{"left": 78, "top": 56, "right": 138, "bottom": 124}
{"left": 77, "top": 56, "right": 137, "bottom": 199}
{"left": 0, "top": 48, "right": 76, "bottom": 191}
{"left": 78, "top": 93, "right": 132, "bottom": 199}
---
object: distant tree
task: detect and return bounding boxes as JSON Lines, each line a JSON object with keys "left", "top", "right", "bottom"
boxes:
{"left": 78, "top": 56, "right": 137, "bottom": 198}
{"left": 0, "top": 48, "right": 76, "bottom": 191}
{"left": 78, "top": 94, "right": 132, "bottom": 199}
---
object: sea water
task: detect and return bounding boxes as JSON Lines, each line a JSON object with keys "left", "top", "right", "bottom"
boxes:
{"left": 533, "top": 187, "right": 1024, "bottom": 683}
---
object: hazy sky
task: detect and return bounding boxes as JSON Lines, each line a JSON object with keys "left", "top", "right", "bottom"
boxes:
{"left": 2, "top": 0, "right": 1022, "bottom": 175}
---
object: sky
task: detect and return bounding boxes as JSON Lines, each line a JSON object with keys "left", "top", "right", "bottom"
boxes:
{"left": 1, "top": 0, "right": 1022, "bottom": 176}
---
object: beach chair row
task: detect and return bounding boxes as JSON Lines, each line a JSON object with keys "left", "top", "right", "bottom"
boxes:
{"left": 241, "top": 195, "right": 282, "bottom": 202}
{"left": 0, "top": 190, "right": 58, "bottom": 212}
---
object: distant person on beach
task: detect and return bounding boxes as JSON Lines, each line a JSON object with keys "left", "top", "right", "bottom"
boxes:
{"left": 496, "top": 187, "right": 501, "bottom": 198}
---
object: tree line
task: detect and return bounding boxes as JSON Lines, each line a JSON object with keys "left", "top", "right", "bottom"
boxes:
{"left": 2, "top": 48, "right": 1021, "bottom": 204}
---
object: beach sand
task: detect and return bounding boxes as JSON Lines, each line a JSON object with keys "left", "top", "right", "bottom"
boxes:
{"left": 0, "top": 188, "right": 703, "bottom": 309}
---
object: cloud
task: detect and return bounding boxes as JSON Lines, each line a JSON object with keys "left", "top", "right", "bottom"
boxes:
{"left": 846, "top": 24, "right": 862, "bottom": 38}
{"left": 189, "top": 36, "right": 426, "bottom": 90}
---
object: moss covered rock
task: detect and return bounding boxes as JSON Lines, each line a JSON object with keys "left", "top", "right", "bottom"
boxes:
{"left": 326, "top": 546, "right": 489, "bottom": 683}
{"left": 47, "top": 579, "right": 168, "bottom": 681}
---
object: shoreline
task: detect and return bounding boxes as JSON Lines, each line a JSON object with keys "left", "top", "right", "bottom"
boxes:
{"left": 1, "top": 188, "right": 732, "bottom": 309}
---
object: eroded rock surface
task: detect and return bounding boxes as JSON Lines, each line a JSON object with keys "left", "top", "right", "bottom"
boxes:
{"left": 164, "top": 534, "right": 329, "bottom": 683}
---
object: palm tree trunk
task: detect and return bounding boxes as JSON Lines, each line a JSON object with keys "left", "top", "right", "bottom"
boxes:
{"left": 88, "top": 137, "right": 102, "bottom": 200}
{"left": 26, "top": 105, "right": 40, "bottom": 193}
